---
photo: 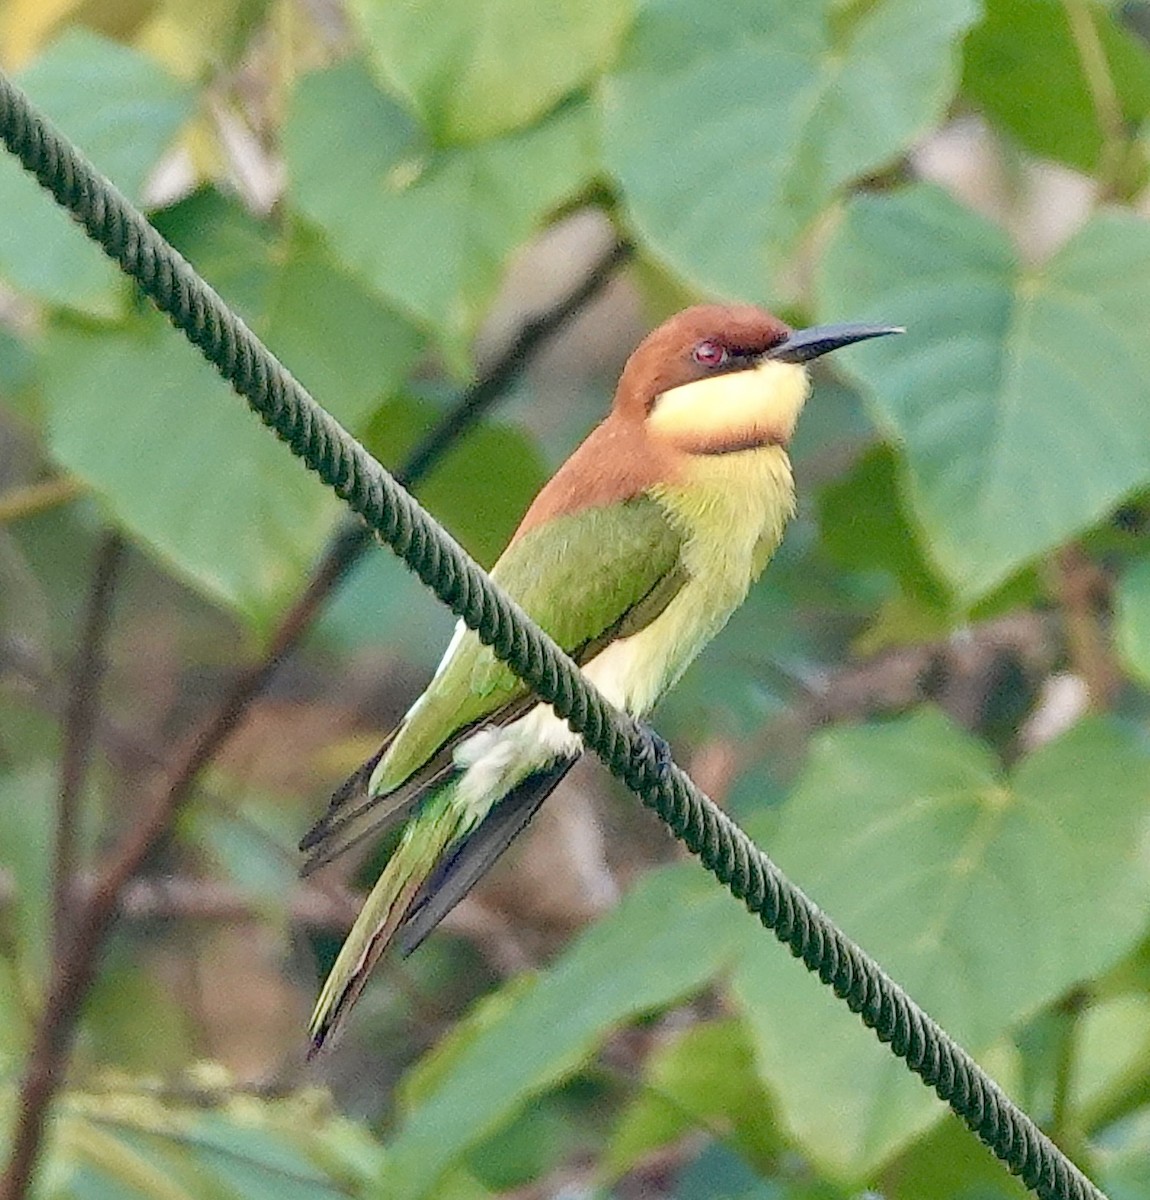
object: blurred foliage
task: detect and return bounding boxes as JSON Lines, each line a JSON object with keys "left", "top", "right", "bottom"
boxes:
{"left": 2, "top": 0, "right": 1150, "bottom": 1199}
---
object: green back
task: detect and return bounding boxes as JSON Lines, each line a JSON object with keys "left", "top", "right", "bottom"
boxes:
{"left": 374, "top": 495, "right": 683, "bottom": 792}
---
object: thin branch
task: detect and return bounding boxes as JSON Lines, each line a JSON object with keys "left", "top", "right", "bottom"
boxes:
{"left": 0, "top": 638, "right": 164, "bottom": 774}
{"left": 2, "top": 535, "right": 125, "bottom": 1200}
{"left": 400, "top": 237, "right": 632, "bottom": 485}
{"left": 0, "top": 236, "right": 630, "bottom": 1200}
{"left": 0, "top": 477, "right": 85, "bottom": 525}
{"left": 52, "top": 532, "right": 124, "bottom": 959}
{"left": 1063, "top": 0, "right": 1130, "bottom": 199}
{"left": 285, "top": 235, "right": 634, "bottom": 600}
{"left": 117, "top": 876, "right": 358, "bottom": 925}
{"left": 9, "top": 865, "right": 358, "bottom": 932}
{"left": 1048, "top": 545, "right": 1121, "bottom": 710}
{"left": 1051, "top": 988, "right": 1088, "bottom": 1154}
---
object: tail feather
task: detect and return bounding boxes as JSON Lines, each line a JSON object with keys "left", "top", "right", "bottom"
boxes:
{"left": 299, "top": 737, "right": 393, "bottom": 852}
{"left": 307, "top": 758, "right": 578, "bottom": 1054}
{"left": 307, "top": 800, "right": 458, "bottom": 1056}
{"left": 397, "top": 758, "right": 577, "bottom": 955}
{"left": 299, "top": 758, "right": 455, "bottom": 876}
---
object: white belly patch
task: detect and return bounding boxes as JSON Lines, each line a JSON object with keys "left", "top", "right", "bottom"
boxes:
{"left": 449, "top": 636, "right": 649, "bottom": 817}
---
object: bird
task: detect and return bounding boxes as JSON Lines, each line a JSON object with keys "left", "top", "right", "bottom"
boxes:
{"left": 300, "top": 304, "right": 901, "bottom": 1053}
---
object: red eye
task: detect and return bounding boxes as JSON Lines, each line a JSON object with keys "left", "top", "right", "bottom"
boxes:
{"left": 692, "top": 340, "right": 728, "bottom": 368}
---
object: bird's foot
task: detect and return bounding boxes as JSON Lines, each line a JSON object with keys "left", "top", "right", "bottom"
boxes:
{"left": 639, "top": 723, "right": 675, "bottom": 786}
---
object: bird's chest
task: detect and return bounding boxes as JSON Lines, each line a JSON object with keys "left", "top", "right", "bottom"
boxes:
{"left": 655, "top": 444, "right": 796, "bottom": 589}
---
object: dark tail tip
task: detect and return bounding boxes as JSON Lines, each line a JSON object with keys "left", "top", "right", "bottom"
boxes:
{"left": 306, "top": 1018, "right": 334, "bottom": 1061}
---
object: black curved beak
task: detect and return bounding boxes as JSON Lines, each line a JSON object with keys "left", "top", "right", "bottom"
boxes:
{"left": 767, "top": 322, "right": 904, "bottom": 364}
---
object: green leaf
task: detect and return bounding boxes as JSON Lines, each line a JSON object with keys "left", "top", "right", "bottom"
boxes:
{"left": 602, "top": 0, "right": 977, "bottom": 302}
{"left": 1116, "top": 558, "right": 1150, "bottom": 687}
{"left": 1072, "top": 993, "right": 1150, "bottom": 1127}
{"left": 0, "top": 956, "right": 28, "bottom": 1071}
{"left": 2, "top": 496, "right": 110, "bottom": 657}
{"left": 44, "top": 189, "right": 424, "bottom": 630}
{"left": 64, "top": 1126, "right": 201, "bottom": 1200}
{"left": 0, "top": 327, "right": 34, "bottom": 403}
{"left": 42, "top": 316, "right": 340, "bottom": 632}
{"left": 818, "top": 443, "right": 951, "bottom": 609}
{"left": 1096, "top": 1107, "right": 1150, "bottom": 1200}
{"left": 55, "top": 1082, "right": 380, "bottom": 1200}
{"left": 158, "top": 1113, "right": 341, "bottom": 1200}
{"left": 0, "top": 30, "right": 193, "bottom": 316}
{"left": 83, "top": 959, "right": 193, "bottom": 1073}
{"left": 315, "top": 393, "right": 549, "bottom": 658}
{"left": 313, "top": 548, "right": 456, "bottom": 666}
{"left": 963, "top": 0, "right": 1150, "bottom": 173}
{"left": 285, "top": 64, "right": 597, "bottom": 356}
{"left": 815, "top": 443, "right": 1041, "bottom": 653}
{"left": 265, "top": 236, "right": 426, "bottom": 431}
{"left": 464, "top": 1083, "right": 594, "bottom": 1192}
{"left": 422, "top": 1173, "right": 495, "bottom": 1200}
{"left": 153, "top": 190, "right": 426, "bottom": 432}
{"left": 362, "top": 394, "right": 550, "bottom": 567}
{"left": 788, "top": 369, "right": 878, "bottom": 471}
{"left": 349, "top": 0, "right": 632, "bottom": 143}
{"left": 732, "top": 709, "right": 1150, "bottom": 1177}
{"left": 606, "top": 1018, "right": 779, "bottom": 1180}
{"left": 186, "top": 803, "right": 298, "bottom": 906}
{"left": 384, "top": 865, "right": 746, "bottom": 1200}
{"left": 819, "top": 447, "right": 945, "bottom": 648}
{"left": 819, "top": 186, "right": 1150, "bottom": 601}
{"left": 883, "top": 1116, "right": 1030, "bottom": 1200}
{"left": 673, "top": 1144, "right": 777, "bottom": 1200}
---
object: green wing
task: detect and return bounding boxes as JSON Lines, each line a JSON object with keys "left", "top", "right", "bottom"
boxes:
{"left": 374, "top": 495, "right": 684, "bottom": 792}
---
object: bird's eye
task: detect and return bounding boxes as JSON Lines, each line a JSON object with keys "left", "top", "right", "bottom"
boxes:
{"left": 692, "top": 340, "right": 729, "bottom": 368}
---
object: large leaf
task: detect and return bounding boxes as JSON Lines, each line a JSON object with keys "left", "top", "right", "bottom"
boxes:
{"left": 1116, "top": 558, "right": 1150, "bottom": 687}
{"left": 601, "top": 0, "right": 977, "bottom": 302}
{"left": 382, "top": 865, "right": 746, "bottom": 1200}
{"left": 47, "top": 1081, "right": 384, "bottom": 1200}
{"left": 315, "top": 393, "right": 549, "bottom": 660}
{"left": 883, "top": 1117, "right": 1030, "bottom": 1200}
{"left": 605, "top": 1017, "right": 779, "bottom": 1181}
{"left": 1072, "top": 994, "right": 1150, "bottom": 1128}
{"left": 818, "top": 443, "right": 950, "bottom": 610}
{"left": 285, "top": 64, "right": 597, "bottom": 357}
{"left": 732, "top": 708, "right": 1150, "bottom": 1178}
{"left": 360, "top": 394, "right": 549, "bottom": 567}
{"left": 1096, "top": 1108, "right": 1150, "bottom": 1200}
{"left": 42, "top": 317, "right": 340, "bottom": 632}
{"left": 0, "top": 327, "right": 33, "bottom": 402}
{"left": 819, "top": 186, "right": 1150, "bottom": 601}
{"left": 349, "top": 0, "right": 632, "bottom": 143}
{"left": 153, "top": 189, "right": 426, "bottom": 432}
{"left": 40, "top": 189, "right": 427, "bottom": 630}
{"left": 672, "top": 1144, "right": 780, "bottom": 1200}
{"left": 0, "top": 30, "right": 192, "bottom": 316}
{"left": 963, "top": 0, "right": 1150, "bottom": 173}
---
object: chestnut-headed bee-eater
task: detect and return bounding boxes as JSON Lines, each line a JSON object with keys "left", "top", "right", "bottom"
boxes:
{"left": 301, "top": 304, "right": 901, "bottom": 1051}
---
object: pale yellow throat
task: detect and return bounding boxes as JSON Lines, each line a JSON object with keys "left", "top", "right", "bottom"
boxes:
{"left": 647, "top": 359, "right": 810, "bottom": 452}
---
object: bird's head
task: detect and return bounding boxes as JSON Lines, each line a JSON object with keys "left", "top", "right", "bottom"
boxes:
{"left": 615, "top": 305, "right": 902, "bottom": 454}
